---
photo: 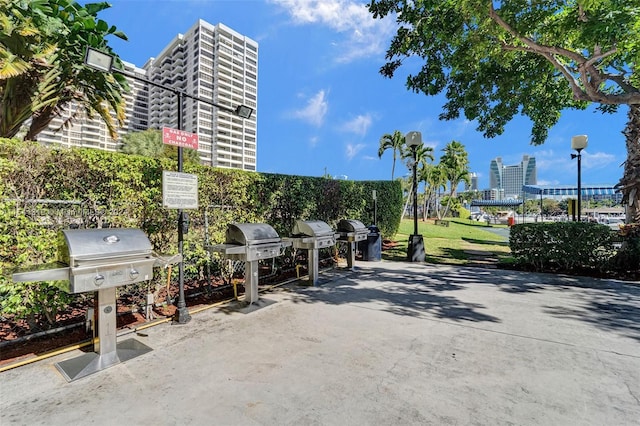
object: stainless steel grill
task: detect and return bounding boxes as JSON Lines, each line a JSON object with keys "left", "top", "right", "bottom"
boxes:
{"left": 336, "top": 219, "right": 369, "bottom": 270}
{"left": 287, "top": 220, "right": 337, "bottom": 285}
{"left": 211, "top": 223, "right": 291, "bottom": 304}
{"left": 14, "top": 228, "right": 155, "bottom": 293}
{"left": 12, "top": 228, "right": 179, "bottom": 382}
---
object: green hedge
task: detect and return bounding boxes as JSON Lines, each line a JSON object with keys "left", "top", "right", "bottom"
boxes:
{"left": 0, "top": 137, "right": 402, "bottom": 264}
{"left": 0, "top": 138, "right": 402, "bottom": 326}
{"left": 509, "top": 222, "right": 616, "bottom": 273}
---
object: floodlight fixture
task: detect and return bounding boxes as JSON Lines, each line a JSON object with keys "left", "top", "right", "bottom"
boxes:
{"left": 84, "top": 47, "right": 114, "bottom": 73}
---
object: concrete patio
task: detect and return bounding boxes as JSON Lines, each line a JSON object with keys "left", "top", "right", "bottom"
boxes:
{"left": 1, "top": 261, "right": 639, "bottom": 425}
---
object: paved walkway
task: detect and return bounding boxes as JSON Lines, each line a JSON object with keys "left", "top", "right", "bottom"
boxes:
{"left": 1, "top": 261, "right": 639, "bottom": 425}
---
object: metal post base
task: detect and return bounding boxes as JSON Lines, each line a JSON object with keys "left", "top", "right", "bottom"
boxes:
{"left": 407, "top": 234, "right": 425, "bottom": 262}
{"left": 55, "top": 338, "right": 152, "bottom": 382}
{"left": 174, "top": 306, "right": 192, "bottom": 324}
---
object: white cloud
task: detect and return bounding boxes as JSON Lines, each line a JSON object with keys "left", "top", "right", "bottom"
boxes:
{"left": 309, "top": 135, "right": 319, "bottom": 147}
{"left": 292, "top": 90, "right": 329, "bottom": 126}
{"left": 340, "top": 114, "right": 372, "bottom": 136}
{"left": 346, "top": 143, "right": 365, "bottom": 160}
{"left": 536, "top": 149, "right": 617, "bottom": 173}
{"left": 537, "top": 179, "right": 560, "bottom": 186}
{"left": 582, "top": 151, "right": 617, "bottom": 170}
{"left": 270, "top": 0, "right": 396, "bottom": 63}
{"left": 534, "top": 149, "right": 564, "bottom": 171}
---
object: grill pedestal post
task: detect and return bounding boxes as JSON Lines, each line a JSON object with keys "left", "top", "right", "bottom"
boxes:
{"left": 346, "top": 242, "right": 356, "bottom": 271}
{"left": 55, "top": 288, "right": 152, "bottom": 382}
{"left": 245, "top": 260, "right": 259, "bottom": 304}
{"left": 96, "top": 287, "right": 117, "bottom": 355}
{"left": 308, "top": 248, "right": 319, "bottom": 286}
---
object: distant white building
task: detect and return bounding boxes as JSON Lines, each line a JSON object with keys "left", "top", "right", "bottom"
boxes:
{"left": 36, "top": 20, "right": 258, "bottom": 171}
{"left": 488, "top": 155, "right": 537, "bottom": 199}
{"left": 466, "top": 172, "right": 479, "bottom": 191}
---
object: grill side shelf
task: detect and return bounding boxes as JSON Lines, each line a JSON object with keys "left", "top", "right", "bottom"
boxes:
{"left": 13, "top": 263, "right": 70, "bottom": 283}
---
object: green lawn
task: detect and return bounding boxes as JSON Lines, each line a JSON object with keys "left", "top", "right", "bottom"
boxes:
{"left": 383, "top": 218, "right": 512, "bottom": 265}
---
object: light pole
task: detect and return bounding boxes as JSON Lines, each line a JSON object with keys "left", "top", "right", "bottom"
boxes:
{"left": 84, "top": 47, "right": 253, "bottom": 324}
{"left": 406, "top": 131, "right": 425, "bottom": 262}
{"left": 571, "top": 135, "right": 588, "bottom": 222}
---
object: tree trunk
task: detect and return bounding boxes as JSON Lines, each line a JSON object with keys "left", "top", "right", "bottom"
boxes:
{"left": 24, "top": 104, "right": 57, "bottom": 141}
{"left": 422, "top": 190, "right": 430, "bottom": 220}
{"left": 620, "top": 104, "right": 640, "bottom": 223}
{"left": 401, "top": 186, "right": 412, "bottom": 221}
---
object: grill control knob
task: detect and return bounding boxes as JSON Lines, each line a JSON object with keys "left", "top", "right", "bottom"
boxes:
{"left": 94, "top": 274, "right": 105, "bottom": 287}
{"left": 130, "top": 268, "right": 139, "bottom": 280}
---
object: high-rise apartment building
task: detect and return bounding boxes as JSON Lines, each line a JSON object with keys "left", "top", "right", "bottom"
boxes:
{"left": 37, "top": 20, "right": 258, "bottom": 171}
{"left": 488, "top": 155, "right": 537, "bottom": 199}
{"left": 36, "top": 61, "right": 149, "bottom": 151}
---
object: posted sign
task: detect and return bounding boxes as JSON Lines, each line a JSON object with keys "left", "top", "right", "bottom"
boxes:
{"left": 162, "top": 127, "right": 199, "bottom": 150}
{"left": 162, "top": 171, "right": 198, "bottom": 209}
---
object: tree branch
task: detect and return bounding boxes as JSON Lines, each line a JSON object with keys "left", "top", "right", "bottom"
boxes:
{"left": 488, "top": 2, "right": 584, "bottom": 63}
{"left": 500, "top": 42, "right": 590, "bottom": 101}
{"left": 488, "top": 1, "right": 640, "bottom": 105}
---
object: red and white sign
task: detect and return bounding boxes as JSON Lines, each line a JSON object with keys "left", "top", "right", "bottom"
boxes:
{"left": 162, "top": 127, "right": 199, "bottom": 150}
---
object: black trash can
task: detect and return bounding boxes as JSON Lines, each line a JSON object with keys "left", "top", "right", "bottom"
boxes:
{"left": 360, "top": 225, "right": 381, "bottom": 261}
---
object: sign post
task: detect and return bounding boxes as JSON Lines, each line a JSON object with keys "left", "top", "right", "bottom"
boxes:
{"left": 162, "top": 119, "right": 199, "bottom": 324}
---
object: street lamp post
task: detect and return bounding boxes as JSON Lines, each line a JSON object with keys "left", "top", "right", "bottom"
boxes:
{"left": 84, "top": 47, "right": 253, "bottom": 324}
{"left": 406, "top": 131, "right": 425, "bottom": 262}
{"left": 571, "top": 135, "right": 588, "bottom": 222}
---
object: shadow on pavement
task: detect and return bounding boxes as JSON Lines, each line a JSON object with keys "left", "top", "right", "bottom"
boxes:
{"left": 291, "top": 266, "right": 501, "bottom": 323}
{"left": 292, "top": 264, "right": 640, "bottom": 342}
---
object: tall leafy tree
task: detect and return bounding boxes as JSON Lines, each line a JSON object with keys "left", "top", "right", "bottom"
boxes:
{"left": 368, "top": 0, "right": 640, "bottom": 222}
{"left": 120, "top": 129, "right": 200, "bottom": 164}
{"left": 378, "top": 130, "right": 405, "bottom": 180}
{"left": 439, "top": 140, "right": 470, "bottom": 218}
{"left": 0, "top": 0, "right": 129, "bottom": 141}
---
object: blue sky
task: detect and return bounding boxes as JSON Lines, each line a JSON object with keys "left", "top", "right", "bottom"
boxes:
{"left": 98, "top": 0, "right": 628, "bottom": 190}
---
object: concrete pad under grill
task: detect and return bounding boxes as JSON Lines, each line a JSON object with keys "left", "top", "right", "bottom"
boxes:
{"left": 1, "top": 261, "right": 639, "bottom": 425}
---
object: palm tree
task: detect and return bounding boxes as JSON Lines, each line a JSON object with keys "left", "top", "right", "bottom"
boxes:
{"left": 439, "top": 140, "right": 470, "bottom": 218}
{"left": 378, "top": 130, "right": 405, "bottom": 180}
{"left": 420, "top": 163, "right": 447, "bottom": 220}
{"left": 401, "top": 144, "right": 434, "bottom": 170}
{"left": 400, "top": 142, "right": 435, "bottom": 220}
{"left": 0, "top": 0, "right": 128, "bottom": 141}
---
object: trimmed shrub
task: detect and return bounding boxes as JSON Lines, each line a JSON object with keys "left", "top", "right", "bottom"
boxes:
{"left": 509, "top": 222, "right": 615, "bottom": 273}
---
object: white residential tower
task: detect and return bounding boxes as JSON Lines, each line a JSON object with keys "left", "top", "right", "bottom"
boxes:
{"left": 36, "top": 20, "right": 258, "bottom": 171}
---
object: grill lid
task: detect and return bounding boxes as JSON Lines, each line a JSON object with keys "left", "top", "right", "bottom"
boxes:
{"left": 292, "top": 220, "right": 334, "bottom": 237}
{"left": 226, "top": 223, "right": 281, "bottom": 246}
{"left": 336, "top": 219, "right": 367, "bottom": 233}
{"left": 59, "top": 228, "right": 152, "bottom": 264}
